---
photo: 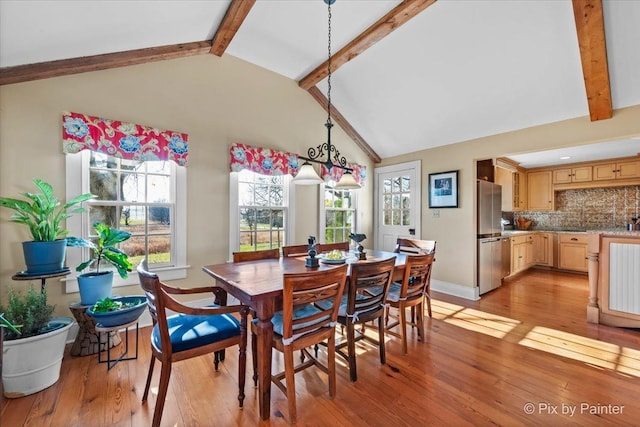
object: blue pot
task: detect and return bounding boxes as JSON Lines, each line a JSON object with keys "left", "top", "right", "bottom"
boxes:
{"left": 22, "top": 239, "right": 67, "bottom": 274}
{"left": 77, "top": 271, "right": 114, "bottom": 306}
{"left": 87, "top": 296, "right": 147, "bottom": 327}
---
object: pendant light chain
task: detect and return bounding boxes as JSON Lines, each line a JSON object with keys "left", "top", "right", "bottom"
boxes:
{"left": 327, "top": 1, "right": 332, "bottom": 125}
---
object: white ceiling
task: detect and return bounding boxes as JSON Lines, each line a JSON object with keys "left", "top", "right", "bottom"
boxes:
{"left": 2, "top": 0, "right": 640, "bottom": 165}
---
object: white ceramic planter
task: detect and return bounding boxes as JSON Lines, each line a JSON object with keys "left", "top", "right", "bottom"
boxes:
{"left": 2, "top": 317, "right": 73, "bottom": 398}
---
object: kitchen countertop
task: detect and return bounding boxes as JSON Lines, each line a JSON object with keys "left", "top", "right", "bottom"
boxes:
{"left": 502, "top": 229, "right": 640, "bottom": 236}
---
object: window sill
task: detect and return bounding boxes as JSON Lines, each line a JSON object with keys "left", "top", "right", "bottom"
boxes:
{"left": 64, "top": 265, "right": 191, "bottom": 294}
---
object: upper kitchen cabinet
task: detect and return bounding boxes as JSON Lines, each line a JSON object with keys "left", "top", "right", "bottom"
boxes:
{"left": 527, "top": 170, "right": 554, "bottom": 211}
{"left": 495, "top": 158, "right": 526, "bottom": 211}
{"left": 553, "top": 166, "right": 592, "bottom": 184}
{"left": 593, "top": 160, "right": 640, "bottom": 181}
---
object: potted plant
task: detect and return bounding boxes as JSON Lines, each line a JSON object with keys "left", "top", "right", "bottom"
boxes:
{"left": 0, "top": 178, "right": 95, "bottom": 274}
{"left": 67, "top": 222, "right": 133, "bottom": 306}
{"left": 0, "top": 287, "right": 73, "bottom": 398}
{"left": 86, "top": 296, "right": 147, "bottom": 327}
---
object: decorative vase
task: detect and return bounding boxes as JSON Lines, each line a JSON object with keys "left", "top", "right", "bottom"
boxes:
{"left": 22, "top": 239, "right": 67, "bottom": 274}
{"left": 2, "top": 317, "right": 73, "bottom": 398}
{"left": 77, "top": 271, "right": 114, "bottom": 306}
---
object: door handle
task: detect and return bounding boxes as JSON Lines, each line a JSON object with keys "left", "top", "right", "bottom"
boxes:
{"left": 409, "top": 228, "right": 416, "bottom": 235}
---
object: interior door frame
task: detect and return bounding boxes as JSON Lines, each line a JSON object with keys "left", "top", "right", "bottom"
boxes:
{"left": 374, "top": 160, "right": 422, "bottom": 250}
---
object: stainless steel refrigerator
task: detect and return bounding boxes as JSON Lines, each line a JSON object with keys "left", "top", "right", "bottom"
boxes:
{"left": 477, "top": 180, "right": 508, "bottom": 295}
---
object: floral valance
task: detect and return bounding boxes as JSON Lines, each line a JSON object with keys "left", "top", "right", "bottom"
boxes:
{"left": 62, "top": 112, "right": 189, "bottom": 166}
{"left": 229, "top": 142, "right": 366, "bottom": 187}
{"left": 230, "top": 143, "right": 301, "bottom": 175}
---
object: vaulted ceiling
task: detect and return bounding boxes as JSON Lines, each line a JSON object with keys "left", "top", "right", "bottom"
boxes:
{"left": 1, "top": 0, "right": 639, "bottom": 165}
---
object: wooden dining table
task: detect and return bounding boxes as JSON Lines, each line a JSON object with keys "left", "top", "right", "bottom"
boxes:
{"left": 202, "top": 249, "right": 407, "bottom": 421}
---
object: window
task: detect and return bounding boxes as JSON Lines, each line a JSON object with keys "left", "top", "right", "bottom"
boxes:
{"left": 320, "top": 184, "right": 356, "bottom": 243}
{"left": 65, "top": 150, "right": 187, "bottom": 293}
{"left": 383, "top": 176, "right": 411, "bottom": 226}
{"left": 230, "top": 170, "right": 290, "bottom": 254}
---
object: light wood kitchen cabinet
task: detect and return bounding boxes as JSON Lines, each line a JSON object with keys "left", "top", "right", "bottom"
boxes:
{"left": 558, "top": 233, "right": 588, "bottom": 272}
{"left": 534, "top": 232, "right": 552, "bottom": 266}
{"left": 593, "top": 160, "right": 640, "bottom": 181}
{"left": 510, "top": 234, "right": 535, "bottom": 275}
{"left": 553, "top": 166, "right": 592, "bottom": 184}
{"left": 527, "top": 171, "right": 554, "bottom": 210}
{"left": 495, "top": 167, "right": 527, "bottom": 211}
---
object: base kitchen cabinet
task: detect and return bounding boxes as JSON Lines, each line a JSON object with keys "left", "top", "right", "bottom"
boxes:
{"left": 558, "top": 233, "right": 588, "bottom": 272}
{"left": 510, "top": 234, "right": 535, "bottom": 275}
{"left": 534, "top": 232, "right": 553, "bottom": 266}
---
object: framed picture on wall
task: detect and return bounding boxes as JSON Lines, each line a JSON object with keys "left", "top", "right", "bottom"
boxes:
{"left": 428, "top": 170, "right": 459, "bottom": 208}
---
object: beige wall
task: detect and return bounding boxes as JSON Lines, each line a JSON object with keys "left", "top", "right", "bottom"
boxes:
{"left": 0, "top": 54, "right": 374, "bottom": 315}
{"left": 379, "top": 105, "right": 640, "bottom": 291}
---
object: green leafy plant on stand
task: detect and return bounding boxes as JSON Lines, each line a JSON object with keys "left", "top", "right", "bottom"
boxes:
{"left": 91, "top": 297, "right": 138, "bottom": 313}
{"left": 0, "top": 287, "right": 54, "bottom": 340}
{"left": 0, "top": 178, "right": 95, "bottom": 241}
{"left": 67, "top": 222, "right": 133, "bottom": 278}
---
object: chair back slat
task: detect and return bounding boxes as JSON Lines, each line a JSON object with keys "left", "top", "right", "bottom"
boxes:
{"left": 137, "top": 261, "right": 171, "bottom": 350}
{"left": 348, "top": 257, "right": 396, "bottom": 316}
{"left": 400, "top": 253, "right": 435, "bottom": 301}
{"left": 233, "top": 248, "right": 280, "bottom": 262}
{"left": 281, "top": 265, "right": 348, "bottom": 340}
{"left": 282, "top": 244, "right": 310, "bottom": 257}
{"left": 394, "top": 238, "right": 436, "bottom": 256}
{"left": 317, "top": 242, "right": 349, "bottom": 253}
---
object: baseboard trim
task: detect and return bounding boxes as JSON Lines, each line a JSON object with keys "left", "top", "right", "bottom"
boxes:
{"left": 432, "top": 279, "right": 480, "bottom": 301}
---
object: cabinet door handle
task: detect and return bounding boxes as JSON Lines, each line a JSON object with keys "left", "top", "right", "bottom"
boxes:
{"left": 570, "top": 238, "right": 578, "bottom": 241}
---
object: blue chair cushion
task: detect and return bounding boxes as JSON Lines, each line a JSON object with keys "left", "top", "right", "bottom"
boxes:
{"left": 315, "top": 294, "right": 370, "bottom": 317}
{"left": 252, "top": 304, "right": 329, "bottom": 341}
{"left": 386, "top": 282, "right": 402, "bottom": 302}
{"left": 152, "top": 312, "right": 241, "bottom": 353}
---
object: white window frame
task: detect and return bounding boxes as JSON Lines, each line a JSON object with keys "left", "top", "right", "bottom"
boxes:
{"left": 229, "top": 171, "right": 293, "bottom": 261}
{"left": 319, "top": 183, "right": 358, "bottom": 244}
{"left": 65, "top": 151, "right": 188, "bottom": 294}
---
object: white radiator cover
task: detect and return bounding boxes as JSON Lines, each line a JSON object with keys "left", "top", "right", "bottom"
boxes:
{"left": 609, "top": 243, "right": 640, "bottom": 315}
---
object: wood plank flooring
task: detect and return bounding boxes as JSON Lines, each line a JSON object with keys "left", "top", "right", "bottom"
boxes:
{"left": 2, "top": 269, "right": 639, "bottom": 426}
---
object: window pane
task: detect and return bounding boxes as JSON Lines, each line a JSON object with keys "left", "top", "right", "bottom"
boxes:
{"left": 148, "top": 174, "right": 170, "bottom": 202}
{"left": 122, "top": 172, "right": 146, "bottom": 202}
{"left": 90, "top": 169, "right": 119, "bottom": 201}
{"left": 384, "top": 179, "right": 391, "bottom": 193}
{"left": 401, "top": 176, "right": 410, "bottom": 192}
{"left": 269, "top": 186, "right": 283, "bottom": 206}
{"left": 334, "top": 229, "right": 345, "bottom": 243}
{"left": 254, "top": 185, "right": 270, "bottom": 206}
{"left": 392, "top": 194, "right": 400, "bottom": 209}
{"left": 402, "top": 209, "right": 411, "bottom": 226}
{"left": 90, "top": 152, "right": 116, "bottom": 169}
{"left": 240, "top": 208, "right": 256, "bottom": 230}
{"left": 149, "top": 206, "right": 171, "bottom": 232}
{"left": 335, "top": 211, "right": 344, "bottom": 226}
{"left": 383, "top": 195, "right": 391, "bottom": 210}
{"left": 384, "top": 210, "right": 391, "bottom": 226}
{"left": 392, "top": 210, "right": 400, "bottom": 225}
{"left": 239, "top": 183, "right": 254, "bottom": 205}
{"left": 89, "top": 206, "right": 119, "bottom": 229}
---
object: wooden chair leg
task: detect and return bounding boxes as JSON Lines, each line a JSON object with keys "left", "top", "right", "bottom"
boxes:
{"left": 238, "top": 341, "right": 247, "bottom": 407}
{"left": 425, "top": 291, "right": 432, "bottom": 317}
{"left": 417, "top": 302, "right": 425, "bottom": 342}
{"left": 328, "top": 330, "right": 337, "bottom": 398}
{"left": 346, "top": 320, "right": 357, "bottom": 382}
{"left": 284, "top": 347, "right": 297, "bottom": 424}
{"left": 152, "top": 361, "right": 172, "bottom": 427}
{"left": 251, "top": 332, "right": 258, "bottom": 387}
{"left": 142, "top": 356, "right": 156, "bottom": 402}
{"left": 377, "top": 316, "right": 386, "bottom": 365}
{"left": 400, "top": 306, "right": 408, "bottom": 355}
{"left": 214, "top": 351, "right": 220, "bottom": 370}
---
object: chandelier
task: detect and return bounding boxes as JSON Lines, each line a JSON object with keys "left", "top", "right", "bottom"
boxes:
{"left": 293, "top": 0, "right": 360, "bottom": 190}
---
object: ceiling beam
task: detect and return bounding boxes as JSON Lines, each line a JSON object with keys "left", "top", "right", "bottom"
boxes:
{"left": 0, "top": 41, "right": 212, "bottom": 86}
{"left": 298, "top": 0, "right": 437, "bottom": 90}
{"left": 307, "top": 86, "right": 381, "bottom": 164}
{"left": 210, "top": 0, "right": 256, "bottom": 56}
{"left": 571, "top": 0, "right": 612, "bottom": 121}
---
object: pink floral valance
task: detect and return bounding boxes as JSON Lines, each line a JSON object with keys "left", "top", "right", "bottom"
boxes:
{"left": 229, "top": 142, "right": 366, "bottom": 187}
{"left": 230, "top": 143, "right": 301, "bottom": 175}
{"left": 62, "top": 112, "right": 189, "bottom": 166}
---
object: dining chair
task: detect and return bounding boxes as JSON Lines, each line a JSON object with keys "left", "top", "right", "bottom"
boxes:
{"left": 317, "top": 241, "right": 350, "bottom": 253}
{"left": 282, "top": 244, "right": 310, "bottom": 257}
{"left": 251, "top": 264, "right": 348, "bottom": 423}
{"left": 233, "top": 248, "right": 280, "bottom": 387}
{"left": 316, "top": 257, "right": 395, "bottom": 381}
{"left": 137, "top": 261, "right": 249, "bottom": 427}
{"left": 394, "top": 238, "right": 436, "bottom": 317}
{"left": 385, "top": 253, "right": 435, "bottom": 355}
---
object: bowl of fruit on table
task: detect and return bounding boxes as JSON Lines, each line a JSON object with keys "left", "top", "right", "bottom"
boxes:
{"left": 320, "top": 249, "right": 347, "bottom": 264}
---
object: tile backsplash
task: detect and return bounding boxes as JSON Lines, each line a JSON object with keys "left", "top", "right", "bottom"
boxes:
{"left": 505, "top": 185, "right": 640, "bottom": 230}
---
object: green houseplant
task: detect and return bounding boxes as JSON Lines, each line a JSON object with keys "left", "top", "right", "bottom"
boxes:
{"left": 0, "top": 287, "right": 73, "bottom": 398}
{"left": 0, "top": 178, "right": 95, "bottom": 274}
{"left": 67, "top": 222, "right": 133, "bottom": 305}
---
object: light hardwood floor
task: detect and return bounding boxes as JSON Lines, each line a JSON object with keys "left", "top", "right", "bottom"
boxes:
{"left": 2, "top": 269, "right": 639, "bottom": 426}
